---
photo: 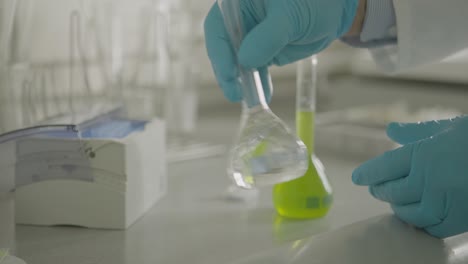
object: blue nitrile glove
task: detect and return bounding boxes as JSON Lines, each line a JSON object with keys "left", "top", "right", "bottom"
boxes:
{"left": 204, "top": 0, "right": 359, "bottom": 102}
{"left": 352, "top": 116, "right": 468, "bottom": 238}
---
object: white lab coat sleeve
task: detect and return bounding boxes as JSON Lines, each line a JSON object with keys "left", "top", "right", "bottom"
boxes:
{"left": 370, "top": 0, "right": 468, "bottom": 72}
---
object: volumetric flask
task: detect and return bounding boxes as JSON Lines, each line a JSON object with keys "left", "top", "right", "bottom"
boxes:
{"left": 273, "top": 55, "right": 333, "bottom": 219}
{"left": 219, "top": 0, "right": 308, "bottom": 189}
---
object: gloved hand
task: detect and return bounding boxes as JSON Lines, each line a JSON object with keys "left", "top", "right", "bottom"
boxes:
{"left": 204, "top": 0, "right": 359, "bottom": 102}
{"left": 352, "top": 116, "right": 468, "bottom": 238}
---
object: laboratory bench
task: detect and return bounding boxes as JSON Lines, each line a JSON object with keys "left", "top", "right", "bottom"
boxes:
{"left": 12, "top": 75, "right": 468, "bottom": 263}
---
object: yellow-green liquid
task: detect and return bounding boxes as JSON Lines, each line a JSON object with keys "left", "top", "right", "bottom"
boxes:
{"left": 273, "top": 111, "right": 332, "bottom": 219}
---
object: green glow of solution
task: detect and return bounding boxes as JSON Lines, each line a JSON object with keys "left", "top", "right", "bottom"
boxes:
{"left": 0, "top": 248, "right": 9, "bottom": 262}
{"left": 273, "top": 111, "right": 333, "bottom": 219}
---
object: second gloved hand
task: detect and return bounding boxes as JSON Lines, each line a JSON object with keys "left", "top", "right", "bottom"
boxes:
{"left": 352, "top": 116, "right": 468, "bottom": 238}
{"left": 204, "top": 0, "right": 359, "bottom": 102}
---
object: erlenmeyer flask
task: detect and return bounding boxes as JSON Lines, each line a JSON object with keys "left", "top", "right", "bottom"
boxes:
{"left": 219, "top": 0, "right": 308, "bottom": 189}
{"left": 273, "top": 55, "right": 333, "bottom": 218}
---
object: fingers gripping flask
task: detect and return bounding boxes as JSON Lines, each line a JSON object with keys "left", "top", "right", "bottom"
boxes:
{"left": 219, "top": 0, "right": 309, "bottom": 189}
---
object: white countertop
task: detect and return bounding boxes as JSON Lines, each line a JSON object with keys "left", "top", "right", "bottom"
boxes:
{"left": 10, "top": 76, "right": 468, "bottom": 263}
{"left": 13, "top": 153, "right": 392, "bottom": 264}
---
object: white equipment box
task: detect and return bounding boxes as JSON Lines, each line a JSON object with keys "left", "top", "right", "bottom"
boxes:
{"left": 1, "top": 118, "right": 166, "bottom": 229}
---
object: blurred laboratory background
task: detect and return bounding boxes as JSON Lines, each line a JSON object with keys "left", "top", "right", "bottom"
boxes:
{"left": 1, "top": 0, "right": 468, "bottom": 263}
{"left": 0, "top": 0, "right": 467, "bottom": 155}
